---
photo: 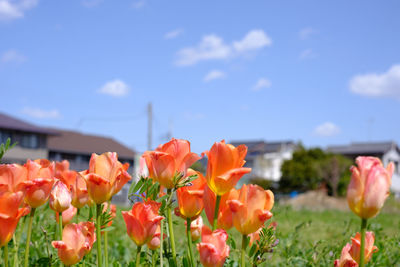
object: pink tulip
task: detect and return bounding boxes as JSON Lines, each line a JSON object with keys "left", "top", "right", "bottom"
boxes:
{"left": 146, "top": 224, "right": 166, "bottom": 250}
{"left": 186, "top": 216, "right": 203, "bottom": 242}
{"left": 52, "top": 222, "right": 96, "bottom": 266}
{"left": 347, "top": 156, "right": 394, "bottom": 219}
{"left": 122, "top": 201, "right": 164, "bottom": 246}
{"left": 50, "top": 181, "right": 72, "bottom": 213}
{"left": 197, "top": 226, "right": 230, "bottom": 267}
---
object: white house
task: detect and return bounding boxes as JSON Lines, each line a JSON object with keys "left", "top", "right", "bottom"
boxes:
{"left": 230, "top": 140, "right": 297, "bottom": 183}
{"left": 327, "top": 141, "right": 400, "bottom": 196}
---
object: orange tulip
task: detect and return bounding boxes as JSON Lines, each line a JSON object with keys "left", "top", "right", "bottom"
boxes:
{"left": 143, "top": 138, "right": 200, "bottom": 189}
{"left": 0, "top": 190, "right": 30, "bottom": 247}
{"left": 203, "top": 186, "right": 239, "bottom": 230}
{"left": 122, "top": 201, "right": 164, "bottom": 246}
{"left": 52, "top": 222, "right": 96, "bottom": 266}
{"left": 334, "top": 231, "right": 378, "bottom": 266}
{"left": 80, "top": 152, "right": 132, "bottom": 204}
{"left": 146, "top": 224, "right": 166, "bottom": 250}
{"left": 56, "top": 205, "right": 78, "bottom": 226}
{"left": 56, "top": 162, "right": 90, "bottom": 209}
{"left": 20, "top": 159, "right": 55, "bottom": 208}
{"left": 176, "top": 169, "right": 206, "bottom": 219}
{"left": 185, "top": 216, "right": 203, "bottom": 242}
{"left": 347, "top": 156, "right": 394, "bottom": 219}
{"left": 204, "top": 140, "right": 251, "bottom": 196}
{"left": 0, "top": 163, "right": 27, "bottom": 192}
{"left": 228, "top": 184, "right": 274, "bottom": 235}
{"left": 197, "top": 226, "right": 230, "bottom": 267}
{"left": 50, "top": 180, "right": 72, "bottom": 213}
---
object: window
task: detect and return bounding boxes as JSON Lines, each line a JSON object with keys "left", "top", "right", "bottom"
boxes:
{"left": 20, "top": 134, "right": 39, "bottom": 149}
{"left": 0, "top": 130, "right": 12, "bottom": 144}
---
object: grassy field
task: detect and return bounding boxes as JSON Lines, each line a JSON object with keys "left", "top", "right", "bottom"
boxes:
{"left": 16, "top": 198, "right": 400, "bottom": 266}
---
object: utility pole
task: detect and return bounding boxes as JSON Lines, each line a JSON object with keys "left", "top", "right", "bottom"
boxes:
{"left": 148, "top": 102, "right": 152, "bottom": 150}
{"left": 167, "top": 118, "right": 173, "bottom": 140}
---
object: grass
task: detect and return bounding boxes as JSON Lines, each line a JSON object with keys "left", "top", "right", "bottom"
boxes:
{"left": 9, "top": 199, "right": 400, "bottom": 266}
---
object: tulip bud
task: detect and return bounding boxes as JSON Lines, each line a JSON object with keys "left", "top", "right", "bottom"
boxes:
{"left": 197, "top": 226, "right": 230, "bottom": 267}
{"left": 188, "top": 216, "right": 203, "bottom": 242}
{"left": 50, "top": 181, "right": 72, "bottom": 213}
{"left": 347, "top": 156, "right": 394, "bottom": 219}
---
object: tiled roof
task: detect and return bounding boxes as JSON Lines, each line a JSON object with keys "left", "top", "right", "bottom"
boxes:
{"left": 230, "top": 140, "right": 295, "bottom": 155}
{"left": 0, "top": 112, "right": 58, "bottom": 135}
{"left": 327, "top": 141, "right": 398, "bottom": 155}
{"left": 47, "top": 129, "right": 135, "bottom": 159}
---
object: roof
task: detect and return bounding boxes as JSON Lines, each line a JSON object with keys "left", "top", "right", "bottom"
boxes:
{"left": 0, "top": 112, "right": 58, "bottom": 135}
{"left": 230, "top": 140, "right": 295, "bottom": 156}
{"left": 48, "top": 129, "right": 135, "bottom": 159}
{"left": 327, "top": 141, "right": 398, "bottom": 155}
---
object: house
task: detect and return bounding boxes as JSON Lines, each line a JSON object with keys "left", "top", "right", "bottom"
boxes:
{"left": 230, "top": 140, "right": 297, "bottom": 183}
{"left": 0, "top": 112, "right": 58, "bottom": 164}
{"left": 327, "top": 141, "right": 400, "bottom": 195}
{"left": 0, "top": 112, "right": 136, "bottom": 205}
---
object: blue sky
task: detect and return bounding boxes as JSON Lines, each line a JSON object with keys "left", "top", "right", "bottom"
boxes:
{"left": 1, "top": 0, "right": 400, "bottom": 153}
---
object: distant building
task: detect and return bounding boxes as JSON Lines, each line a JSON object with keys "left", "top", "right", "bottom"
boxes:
{"left": 327, "top": 141, "right": 400, "bottom": 195}
{"left": 230, "top": 140, "right": 297, "bottom": 183}
{"left": 0, "top": 112, "right": 136, "bottom": 205}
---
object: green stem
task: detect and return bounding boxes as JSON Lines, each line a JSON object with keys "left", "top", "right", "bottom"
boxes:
{"left": 359, "top": 218, "right": 367, "bottom": 267}
{"left": 212, "top": 195, "right": 222, "bottom": 230}
{"left": 24, "top": 208, "right": 35, "bottom": 267}
{"left": 159, "top": 219, "right": 163, "bottom": 267}
{"left": 186, "top": 218, "right": 195, "bottom": 267}
{"left": 96, "top": 204, "right": 103, "bottom": 267}
{"left": 152, "top": 250, "right": 157, "bottom": 267}
{"left": 135, "top": 245, "right": 142, "bottom": 267}
{"left": 59, "top": 212, "right": 63, "bottom": 267}
{"left": 166, "top": 189, "right": 177, "bottom": 264}
{"left": 241, "top": 234, "right": 247, "bottom": 267}
{"left": 13, "top": 216, "right": 26, "bottom": 267}
{"left": 4, "top": 243, "right": 8, "bottom": 267}
{"left": 104, "top": 231, "right": 108, "bottom": 267}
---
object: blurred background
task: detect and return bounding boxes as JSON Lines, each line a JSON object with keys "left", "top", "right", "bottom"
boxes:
{"left": 1, "top": 0, "right": 400, "bottom": 202}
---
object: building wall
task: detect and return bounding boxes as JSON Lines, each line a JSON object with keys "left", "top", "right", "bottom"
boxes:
{"left": 3, "top": 146, "right": 48, "bottom": 164}
{"left": 252, "top": 147, "right": 295, "bottom": 181}
{"left": 382, "top": 148, "right": 400, "bottom": 195}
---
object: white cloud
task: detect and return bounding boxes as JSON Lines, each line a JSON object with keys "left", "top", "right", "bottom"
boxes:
{"left": 233, "top": 30, "right": 272, "bottom": 52}
{"left": 164, "top": 28, "right": 184, "bottom": 40}
{"left": 252, "top": 78, "right": 271, "bottom": 91}
{"left": 22, "top": 107, "right": 61, "bottom": 119}
{"left": 81, "top": 0, "right": 103, "bottom": 8}
{"left": 204, "top": 70, "right": 226, "bottom": 82}
{"left": 0, "top": 0, "right": 38, "bottom": 21}
{"left": 313, "top": 122, "right": 340, "bottom": 137}
{"left": 1, "top": 49, "right": 26, "bottom": 64}
{"left": 299, "top": 27, "right": 317, "bottom": 40}
{"left": 299, "top": 48, "right": 316, "bottom": 60}
{"left": 132, "top": 0, "right": 146, "bottom": 9}
{"left": 175, "top": 29, "right": 271, "bottom": 66}
{"left": 98, "top": 79, "right": 130, "bottom": 97}
{"left": 349, "top": 64, "right": 400, "bottom": 99}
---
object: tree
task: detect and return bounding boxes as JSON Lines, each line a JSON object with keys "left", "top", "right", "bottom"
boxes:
{"left": 279, "top": 145, "right": 352, "bottom": 196}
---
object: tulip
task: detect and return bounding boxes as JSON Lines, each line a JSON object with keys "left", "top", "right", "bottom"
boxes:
{"left": 146, "top": 224, "right": 165, "bottom": 250}
{"left": 204, "top": 140, "right": 251, "bottom": 196}
{"left": 56, "top": 206, "right": 78, "bottom": 226}
{"left": 347, "top": 156, "right": 394, "bottom": 219}
{"left": 334, "top": 232, "right": 378, "bottom": 267}
{"left": 228, "top": 184, "right": 274, "bottom": 235}
{"left": 20, "top": 159, "right": 55, "bottom": 208}
{"left": 57, "top": 164, "right": 89, "bottom": 209}
{"left": 197, "top": 226, "right": 230, "bottom": 267}
{"left": 122, "top": 201, "right": 164, "bottom": 246}
{"left": 50, "top": 181, "right": 72, "bottom": 213}
{"left": 176, "top": 169, "right": 206, "bottom": 220}
{"left": 203, "top": 186, "right": 239, "bottom": 230}
{"left": 0, "top": 190, "right": 30, "bottom": 247}
{"left": 52, "top": 222, "right": 96, "bottom": 266}
{"left": 186, "top": 216, "right": 203, "bottom": 242}
{"left": 143, "top": 138, "right": 200, "bottom": 189}
{"left": 0, "top": 163, "right": 27, "bottom": 192}
{"left": 80, "top": 152, "right": 132, "bottom": 204}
